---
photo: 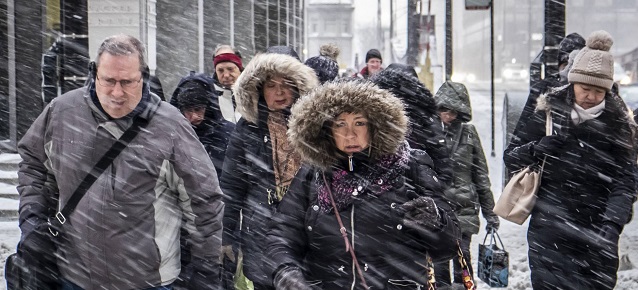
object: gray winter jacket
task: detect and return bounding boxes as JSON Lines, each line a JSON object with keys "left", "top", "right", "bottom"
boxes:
{"left": 18, "top": 86, "right": 223, "bottom": 290}
{"left": 435, "top": 81, "right": 498, "bottom": 234}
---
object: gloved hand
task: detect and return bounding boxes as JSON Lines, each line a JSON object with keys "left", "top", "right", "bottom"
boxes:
{"left": 533, "top": 135, "right": 569, "bottom": 157}
{"left": 597, "top": 222, "right": 621, "bottom": 245}
{"left": 189, "top": 257, "right": 221, "bottom": 290}
{"left": 220, "top": 245, "right": 236, "bottom": 263}
{"left": 220, "top": 245, "right": 237, "bottom": 289}
{"left": 485, "top": 216, "right": 500, "bottom": 232}
{"left": 400, "top": 196, "right": 442, "bottom": 230}
{"left": 274, "top": 266, "right": 311, "bottom": 290}
{"left": 18, "top": 218, "right": 60, "bottom": 286}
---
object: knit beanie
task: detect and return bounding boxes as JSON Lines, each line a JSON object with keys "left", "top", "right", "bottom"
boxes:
{"left": 559, "top": 33, "right": 586, "bottom": 65}
{"left": 567, "top": 30, "right": 615, "bottom": 91}
{"left": 304, "top": 43, "right": 340, "bottom": 84}
{"left": 365, "top": 49, "right": 382, "bottom": 63}
{"left": 176, "top": 81, "right": 210, "bottom": 110}
{"left": 214, "top": 53, "right": 243, "bottom": 71}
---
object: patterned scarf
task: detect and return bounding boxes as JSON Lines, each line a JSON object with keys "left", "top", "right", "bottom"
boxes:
{"left": 317, "top": 142, "right": 411, "bottom": 213}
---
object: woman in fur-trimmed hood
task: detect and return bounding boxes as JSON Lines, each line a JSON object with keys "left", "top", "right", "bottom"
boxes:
{"left": 220, "top": 52, "right": 318, "bottom": 289}
{"left": 504, "top": 30, "right": 637, "bottom": 290}
{"left": 267, "top": 80, "right": 460, "bottom": 290}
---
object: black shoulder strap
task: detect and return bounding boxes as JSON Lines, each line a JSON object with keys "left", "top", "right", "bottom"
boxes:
{"left": 54, "top": 103, "right": 160, "bottom": 224}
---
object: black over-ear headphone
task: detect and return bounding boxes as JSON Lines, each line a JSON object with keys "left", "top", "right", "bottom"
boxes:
{"left": 89, "top": 61, "right": 97, "bottom": 81}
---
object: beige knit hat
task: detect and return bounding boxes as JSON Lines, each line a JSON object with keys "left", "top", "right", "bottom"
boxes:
{"left": 567, "top": 30, "right": 615, "bottom": 91}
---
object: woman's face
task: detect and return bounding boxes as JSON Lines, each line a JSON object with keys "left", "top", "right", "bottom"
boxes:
{"left": 263, "top": 76, "right": 295, "bottom": 111}
{"left": 574, "top": 83, "right": 606, "bottom": 109}
{"left": 438, "top": 108, "right": 458, "bottom": 125}
{"left": 331, "top": 112, "right": 370, "bottom": 155}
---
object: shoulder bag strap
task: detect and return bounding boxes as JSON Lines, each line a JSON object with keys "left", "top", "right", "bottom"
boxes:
{"left": 539, "top": 111, "right": 552, "bottom": 174}
{"left": 53, "top": 103, "right": 161, "bottom": 226}
{"left": 322, "top": 172, "right": 369, "bottom": 289}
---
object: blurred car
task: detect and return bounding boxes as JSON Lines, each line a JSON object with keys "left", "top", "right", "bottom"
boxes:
{"left": 614, "top": 62, "right": 632, "bottom": 85}
{"left": 502, "top": 63, "right": 529, "bottom": 83}
{"left": 619, "top": 84, "right": 638, "bottom": 111}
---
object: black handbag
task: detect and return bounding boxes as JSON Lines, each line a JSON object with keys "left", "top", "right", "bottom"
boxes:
{"left": 477, "top": 230, "right": 509, "bottom": 287}
{"left": 5, "top": 112, "right": 155, "bottom": 290}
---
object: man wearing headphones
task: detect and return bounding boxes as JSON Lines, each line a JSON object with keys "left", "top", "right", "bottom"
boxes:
{"left": 17, "top": 34, "right": 223, "bottom": 289}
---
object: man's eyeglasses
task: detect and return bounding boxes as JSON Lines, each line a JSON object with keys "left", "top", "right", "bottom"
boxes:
{"left": 96, "top": 75, "right": 142, "bottom": 90}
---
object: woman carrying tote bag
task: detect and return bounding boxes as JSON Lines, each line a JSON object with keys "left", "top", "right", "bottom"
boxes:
{"left": 503, "top": 30, "right": 637, "bottom": 290}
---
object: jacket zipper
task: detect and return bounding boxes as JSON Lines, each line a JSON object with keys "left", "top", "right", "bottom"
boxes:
{"left": 348, "top": 155, "right": 353, "bottom": 171}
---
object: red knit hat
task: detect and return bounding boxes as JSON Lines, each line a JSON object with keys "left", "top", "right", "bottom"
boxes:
{"left": 213, "top": 53, "right": 243, "bottom": 71}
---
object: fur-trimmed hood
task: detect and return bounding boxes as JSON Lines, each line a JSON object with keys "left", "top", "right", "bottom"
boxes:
{"left": 232, "top": 53, "right": 318, "bottom": 124}
{"left": 288, "top": 80, "right": 408, "bottom": 170}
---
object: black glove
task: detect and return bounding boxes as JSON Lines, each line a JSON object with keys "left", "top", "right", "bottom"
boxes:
{"left": 189, "top": 257, "right": 221, "bottom": 290}
{"left": 485, "top": 216, "right": 500, "bottom": 232}
{"left": 533, "top": 135, "right": 568, "bottom": 157}
{"left": 220, "top": 245, "right": 237, "bottom": 289}
{"left": 18, "top": 219, "right": 62, "bottom": 289}
{"left": 400, "top": 196, "right": 442, "bottom": 230}
{"left": 597, "top": 222, "right": 621, "bottom": 245}
{"left": 274, "top": 266, "right": 311, "bottom": 290}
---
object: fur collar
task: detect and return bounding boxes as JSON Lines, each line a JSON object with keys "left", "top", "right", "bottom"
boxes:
{"left": 232, "top": 53, "right": 318, "bottom": 124}
{"left": 288, "top": 80, "right": 408, "bottom": 170}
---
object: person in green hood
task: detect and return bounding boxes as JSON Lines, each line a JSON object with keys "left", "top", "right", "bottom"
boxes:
{"left": 433, "top": 81, "right": 499, "bottom": 289}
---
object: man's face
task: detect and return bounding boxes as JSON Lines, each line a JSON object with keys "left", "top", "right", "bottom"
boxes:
{"left": 366, "top": 58, "right": 382, "bottom": 75}
{"left": 182, "top": 106, "right": 206, "bottom": 126}
{"left": 95, "top": 52, "right": 143, "bottom": 119}
{"left": 215, "top": 62, "right": 241, "bottom": 88}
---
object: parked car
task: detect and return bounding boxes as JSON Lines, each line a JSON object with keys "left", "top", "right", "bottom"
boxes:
{"left": 502, "top": 63, "right": 529, "bottom": 83}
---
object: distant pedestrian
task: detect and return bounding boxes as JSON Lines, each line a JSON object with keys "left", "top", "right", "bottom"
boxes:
{"left": 353, "top": 48, "right": 383, "bottom": 78}
{"left": 433, "top": 81, "right": 499, "bottom": 289}
{"left": 305, "top": 43, "right": 340, "bottom": 84}
{"left": 212, "top": 44, "right": 244, "bottom": 123}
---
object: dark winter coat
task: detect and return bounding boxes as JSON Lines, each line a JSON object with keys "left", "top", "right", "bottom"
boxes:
{"left": 371, "top": 66, "right": 453, "bottom": 188}
{"left": 170, "top": 72, "right": 235, "bottom": 176}
{"left": 435, "top": 81, "right": 498, "bottom": 235}
{"left": 221, "top": 53, "right": 318, "bottom": 285}
{"left": 504, "top": 84, "right": 637, "bottom": 289}
{"left": 268, "top": 80, "right": 460, "bottom": 289}
{"left": 18, "top": 84, "right": 223, "bottom": 290}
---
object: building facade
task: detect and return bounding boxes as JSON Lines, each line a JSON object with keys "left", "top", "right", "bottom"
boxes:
{"left": 306, "top": 0, "right": 354, "bottom": 71}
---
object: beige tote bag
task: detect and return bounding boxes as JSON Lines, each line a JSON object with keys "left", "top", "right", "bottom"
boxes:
{"left": 494, "top": 112, "right": 552, "bottom": 225}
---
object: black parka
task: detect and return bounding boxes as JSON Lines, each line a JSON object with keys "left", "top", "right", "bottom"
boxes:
{"left": 435, "top": 81, "right": 498, "bottom": 234}
{"left": 504, "top": 84, "right": 637, "bottom": 289}
{"left": 220, "top": 53, "right": 318, "bottom": 285}
{"left": 268, "top": 80, "right": 461, "bottom": 289}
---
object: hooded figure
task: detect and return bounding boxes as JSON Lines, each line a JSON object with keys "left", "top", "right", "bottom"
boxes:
{"left": 267, "top": 80, "right": 460, "bottom": 290}
{"left": 170, "top": 72, "right": 234, "bottom": 175}
{"left": 265, "top": 45, "right": 301, "bottom": 61}
{"left": 371, "top": 65, "right": 453, "bottom": 188}
{"left": 433, "top": 81, "right": 499, "bottom": 288}
{"left": 221, "top": 52, "right": 318, "bottom": 289}
{"left": 504, "top": 30, "right": 637, "bottom": 290}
